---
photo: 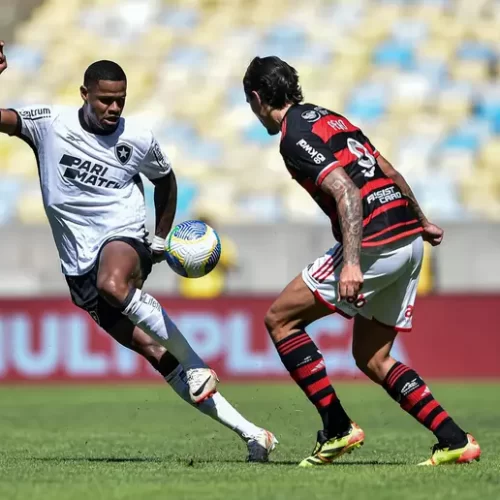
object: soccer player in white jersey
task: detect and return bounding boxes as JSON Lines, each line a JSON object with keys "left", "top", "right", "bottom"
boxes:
{"left": 0, "top": 42, "right": 277, "bottom": 461}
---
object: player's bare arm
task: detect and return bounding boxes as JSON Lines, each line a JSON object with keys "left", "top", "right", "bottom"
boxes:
{"left": 151, "top": 170, "right": 177, "bottom": 261}
{"left": 320, "top": 168, "right": 364, "bottom": 300}
{"left": 378, "top": 155, "right": 444, "bottom": 246}
{"left": 0, "top": 41, "right": 19, "bottom": 136}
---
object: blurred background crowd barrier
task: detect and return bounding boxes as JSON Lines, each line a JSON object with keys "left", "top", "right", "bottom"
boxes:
{"left": 0, "top": 0, "right": 499, "bottom": 380}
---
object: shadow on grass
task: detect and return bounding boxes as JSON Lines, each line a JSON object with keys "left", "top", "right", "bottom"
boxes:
{"left": 266, "top": 460, "right": 406, "bottom": 466}
{"left": 33, "top": 457, "right": 161, "bottom": 463}
{"left": 193, "top": 459, "right": 407, "bottom": 466}
{"left": 33, "top": 457, "right": 407, "bottom": 466}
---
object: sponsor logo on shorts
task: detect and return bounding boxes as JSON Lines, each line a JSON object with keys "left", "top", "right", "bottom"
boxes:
{"left": 366, "top": 186, "right": 402, "bottom": 205}
{"left": 296, "top": 138, "right": 326, "bottom": 164}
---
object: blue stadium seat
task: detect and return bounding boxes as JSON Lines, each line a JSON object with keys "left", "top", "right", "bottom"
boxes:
{"left": 0, "top": 180, "right": 22, "bottom": 225}
{"left": 6, "top": 44, "right": 43, "bottom": 73}
{"left": 441, "top": 118, "right": 492, "bottom": 152}
{"left": 226, "top": 86, "right": 245, "bottom": 107}
{"left": 457, "top": 41, "right": 497, "bottom": 62}
{"left": 260, "top": 25, "right": 308, "bottom": 60}
{"left": 238, "top": 194, "right": 283, "bottom": 222}
{"left": 144, "top": 178, "right": 198, "bottom": 223}
{"left": 441, "top": 132, "right": 480, "bottom": 153}
{"left": 411, "top": 175, "right": 468, "bottom": 221}
{"left": 158, "top": 6, "right": 200, "bottom": 30}
{"left": 187, "top": 139, "right": 222, "bottom": 163}
{"left": 474, "top": 89, "right": 500, "bottom": 133}
{"left": 243, "top": 122, "right": 279, "bottom": 146}
{"left": 413, "top": 60, "right": 447, "bottom": 87}
{"left": 374, "top": 41, "right": 415, "bottom": 70}
{"left": 168, "top": 47, "right": 208, "bottom": 67}
{"left": 391, "top": 19, "right": 429, "bottom": 45}
{"left": 157, "top": 122, "right": 197, "bottom": 149}
{"left": 346, "top": 82, "right": 388, "bottom": 122}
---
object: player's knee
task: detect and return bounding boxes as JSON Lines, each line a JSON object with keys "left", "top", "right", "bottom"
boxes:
{"left": 264, "top": 306, "right": 290, "bottom": 342}
{"left": 96, "top": 272, "right": 130, "bottom": 307}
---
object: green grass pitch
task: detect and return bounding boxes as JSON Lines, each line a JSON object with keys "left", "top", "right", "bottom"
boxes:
{"left": 0, "top": 383, "right": 498, "bottom": 500}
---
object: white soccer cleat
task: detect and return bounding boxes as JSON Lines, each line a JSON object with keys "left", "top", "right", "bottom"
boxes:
{"left": 246, "top": 429, "right": 279, "bottom": 463}
{"left": 186, "top": 368, "right": 219, "bottom": 404}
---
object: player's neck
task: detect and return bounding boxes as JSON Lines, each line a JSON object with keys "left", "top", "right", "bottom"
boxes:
{"left": 79, "top": 106, "right": 117, "bottom": 136}
{"left": 271, "top": 103, "right": 293, "bottom": 129}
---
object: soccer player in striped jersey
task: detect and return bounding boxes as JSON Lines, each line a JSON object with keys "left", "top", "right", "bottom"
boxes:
{"left": 243, "top": 56, "right": 480, "bottom": 467}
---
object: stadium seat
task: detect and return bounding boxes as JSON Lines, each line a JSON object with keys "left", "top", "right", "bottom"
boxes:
{"left": 373, "top": 41, "right": 415, "bottom": 70}
{"left": 2, "top": 0, "right": 500, "bottom": 225}
{"left": 16, "top": 188, "right": 47, "bottom": 225}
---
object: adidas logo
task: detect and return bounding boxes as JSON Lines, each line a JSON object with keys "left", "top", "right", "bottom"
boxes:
{"left": 311, "top": 360, "right": 325, "bottom": 373}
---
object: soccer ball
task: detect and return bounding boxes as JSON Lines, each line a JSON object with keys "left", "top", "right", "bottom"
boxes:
{"left": 165, "top": 220, "right": 222, "bottom": 278}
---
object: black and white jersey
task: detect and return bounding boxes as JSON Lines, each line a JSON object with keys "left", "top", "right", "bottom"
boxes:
{"left": 279, "top": 103, "right": 422, "bottom": 247}
{"left": 11, "top": 105, "right": 171, "bottom": 275}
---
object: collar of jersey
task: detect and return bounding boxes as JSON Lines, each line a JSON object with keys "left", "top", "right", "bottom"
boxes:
{"left": 280, "top": 104, "right": 298, "bottom": 134}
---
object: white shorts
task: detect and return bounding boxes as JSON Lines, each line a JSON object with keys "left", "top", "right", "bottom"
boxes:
{"left": 302, "top": 236, "right": 423, "bottom": 331}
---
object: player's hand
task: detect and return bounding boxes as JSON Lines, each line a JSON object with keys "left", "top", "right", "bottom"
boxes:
{"left": 0, "top": 41, "right": 7, "bottom": 75}
{"left": 150, "top": 235, "right": 166, "bottom": 264}
{"left": 422, "top": 221, "right": 444, "bottom": 247}
{"left": 338, "top": 263, "right": 364, "bottom": 301}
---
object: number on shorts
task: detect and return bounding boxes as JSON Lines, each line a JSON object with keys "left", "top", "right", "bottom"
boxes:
{"left": 347, "top": 138, "right": 376, "bottom": 177}
{"left": 347, "top": 293, "right": 366, "bottom": 308}
{"left": 404, "top": 305, "right": 414, "bottom": 319}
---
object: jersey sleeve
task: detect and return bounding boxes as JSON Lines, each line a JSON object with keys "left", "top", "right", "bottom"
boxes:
{"left": 12, "top": 105, "right": 54, "bottom": 148}
{"left": 139, "top": 134, "right": 172, "bottom": 180}
{"left": 281, "top": 128, "right": 341, "bottom": 186}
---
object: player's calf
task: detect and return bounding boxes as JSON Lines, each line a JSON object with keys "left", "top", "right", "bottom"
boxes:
{"left": 353, "top": 317, "right": 468, "bottom": 451}
{"left": 265, "top": 276, "right": 353, "bottom": 439}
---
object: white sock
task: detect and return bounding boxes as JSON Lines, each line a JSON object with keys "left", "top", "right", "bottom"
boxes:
{"left": 165, "top": 364, "right": 262, "bottom": 441}
{"left": 123, "top": 289, "right": 204, "bottom": 371}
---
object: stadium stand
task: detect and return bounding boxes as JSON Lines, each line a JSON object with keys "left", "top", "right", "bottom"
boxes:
{"left": 1, "top": 0, "right": 500, "bottom": 227}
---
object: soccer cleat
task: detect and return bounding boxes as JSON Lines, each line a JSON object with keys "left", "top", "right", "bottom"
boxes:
{"left": 298, "top": 422, "right": 365, "bottom": 467}
{"left": 418, "top": 434, "right": 481, "bottom": 466}
{"left": 246, "top": 429, "right": 279, "bottom": 463}
{"left": 186, "top": 368, "right": 219, "bottom": 404}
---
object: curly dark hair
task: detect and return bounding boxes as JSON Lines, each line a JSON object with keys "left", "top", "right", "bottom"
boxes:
{"left": 243, "top": 56, "right": 303, "bottom": 109}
